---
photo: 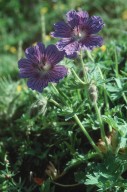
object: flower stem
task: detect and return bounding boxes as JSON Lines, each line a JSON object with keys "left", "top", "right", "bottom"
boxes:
{"left": 122, "top": 92, "right": 127, "bottom": 105}
{"left": 73, "top": 114, "right": 102, "bottom": 157}
{"left": 52, "top": 181, "right": 81, "bottom": 187}
{"left": 93, "top": 102, "right": 108, "bottom": 148}
{"left": 51, "top": 83, "right": 59, "bottom": 94}
{"left": 97, "top": 66, "right": 112, "bottom": 132}
{"left": 71, "top": 68, "right": 85, "bottom": 85}
{"left": 79, "top": 51, "right": 88, "bottom": 83}
{"left": 49, "top": 99, "right": 62, "bottom": 108}
{"left": 41, "top": 14, "right": 46, "bottom": 43}
{"left": 114, "top": 48, "right": 119, "bottom": 78}
{"left": 97, "top": 66, "right": 109, "bottom": 111}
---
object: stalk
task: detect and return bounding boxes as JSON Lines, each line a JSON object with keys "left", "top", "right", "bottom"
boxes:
{"left": 73, "top": 114, "right": 102, "bottom": 157}
{"left": 93, "top": 102, "right": 108, "bottom": 148}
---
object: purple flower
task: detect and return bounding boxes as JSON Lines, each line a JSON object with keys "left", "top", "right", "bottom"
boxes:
{"left": 51, "top": 10, "right": 104, "bottom": 58}
{"left": 18, "top": 43, "right": 67, "bottom": 92}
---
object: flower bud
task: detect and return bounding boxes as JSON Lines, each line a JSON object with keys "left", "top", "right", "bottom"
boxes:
{"left": 80, "top": 66, "right": 89, "bottom": 77}
{"left": 89, "top": 84, "right": 98, "bottom": 103}
{"left": 45, "top": 162, "right": 58, "bottom": 180}
{"left": 29, "top": 97, "right": 47, "bottom": 118}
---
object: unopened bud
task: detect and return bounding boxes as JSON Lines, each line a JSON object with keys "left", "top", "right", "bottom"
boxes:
{"left": 89, "top": 84, "right": 98, "bottom": 103}
{"left": 45, "top": 162, "right": 58, "bottom": 180}
{"left": 89, "top": 84, "right": 97, "bottom": 92}
{"left": 79, "top": 66, "right": 89, "bottom": 77}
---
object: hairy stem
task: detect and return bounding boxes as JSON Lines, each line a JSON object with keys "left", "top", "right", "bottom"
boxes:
{"left": 93, "top": 102, "right": 108, "bottom": 148}
{"left": 73, "top": 114, "right": 102, "bottom": 157}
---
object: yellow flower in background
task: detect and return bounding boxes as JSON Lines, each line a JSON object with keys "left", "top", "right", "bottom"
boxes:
{"left": 17, "top": 85, "right": 22, "bottom": 92}
{"left": 40, "top": 7, "right": 48, "bottom": 15}
{"left": 100, "top": 45, "right": 106, "bottom": 52}
{"left": 122, "top": 10, "right": 127, "bottom": 20}
{"left": 9, "top": 46, "right": 17, "bottom": 54}
{"left": 45, "top": 35, "right": 51, "bottom": 42}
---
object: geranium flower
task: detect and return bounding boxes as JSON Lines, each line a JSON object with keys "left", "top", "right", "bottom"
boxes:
{"left": 18, "top": 43, "right": 67, "bottom": 92}
{"left": 51, "top": 10, "right": 104, "bottom": 58}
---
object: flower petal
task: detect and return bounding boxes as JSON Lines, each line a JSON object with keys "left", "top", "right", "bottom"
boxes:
{"left": 25, "top": 43, "right": 45, "bottom": 63}
{"left": 66, "top": 10, "right": 77, "bottom": 21}
{"left": 56, "top": 38, "right": 72, "bottom": 51}
{"left": 63, "top": 41, "right": 79, "bottom": 58}
{"left": 19, "top": 68, "right": 39, "bottom": 78}
{"left": 27, "top": 77, "right": 48, "bottom": 92}
{"left": 45, "top": 45, "right": 64, "bottom": 65}
{"left": 46, "top": 65, "right": 68, "bottom": 83}
{"left": 81, "top": 35, "right": 103, "bottom": 50}
{"left": 86, "top": 16, "right": 104, "bottom": 34}
{"left": 36, "top": 42, "right": 45, "bottom": 61}
{"left": 18, "top": 58, "right": 32, "bottom": 68}
{"left": 66, "top": 10, "right": 79, "bottom": 28}
{"left": 51, "top": 21, "right": 72, "bottom": 38}
{"left": 77, "top": 10, "right": 89, "bottom": 25}
{"left": 18, "top": 58, "right": 39, "bottom": 78}
{"left": 25, "top": 46, "right": 39, "bottom": 63}
{"left": 27, "top": 65, "right": 67, "bottom": 92}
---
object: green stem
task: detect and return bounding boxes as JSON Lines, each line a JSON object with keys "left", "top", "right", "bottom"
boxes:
{"left": 97, "top": 66, "right": 112, "bottom": 132}
{"left": 51, "top": 83, "right": 59, "bottom": 94}
{"left": 79, "top": 52, "right": 88, "bottom": 83}
{"left": 114, "top": 48, "right": 119, "bottom": 78}
{"left": 49, "top": 99, "right": 61, "bottom": 108}
{"left": 50, "top": 83, "right": 71, "bottom": 106}
{"left": 97, "top": 66, "right": 109, "bottom": 111}
{"left": 52, "top": 181, "right": 80, "bottom": 187}
{"left": 18, "top": 40, "right": 23, "bottom": 60}
{"left": 73, "top": 114, "right": 102, "bottom": 157}
{"left": 93, "top": 102, "right": 108, "bottom": 148}
{"left": 122, "top": 92, "right": 127, "bottom": 105}
{"left": 41, "top": 14, "right": 46, "bottom": 43}
{"left": 71, "top": 68, "right": 85, "bottom": 85}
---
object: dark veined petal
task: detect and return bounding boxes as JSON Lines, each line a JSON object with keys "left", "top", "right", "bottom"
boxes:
{"left": 77, "top": 10, "right": 89, "bottom": 19}
{"left": 27, "top": 65, "right": 67, "bottom": 92}
{"left": 85, "top": 16, "right": 104, "bottom": 34}
{"left": 45, "top": 45, "right": 64, "bottom": 65}
{"left": 77, "top": 10, "right": 89, "bottom": 25}
{"left": 18, "top": 58, "right": 33, "bottom": 68}
{"left": 66, "top": 10, "right": 79, "bottom": 28}
{"left": 36, "top": 42, "right": 45, "bottom": 61}
{"left": 18, "top": 58, "right": 39, "bottom": 78}
{"left": 66, "top": 10, "right": 77, "bottom": 21}
{"left": 19, "top": 68, "right": 39, "bottom": 78}
{"left": 63, "top": 41, "right": 79, "bottom": 58}
{"left": 51, "top": 21, "right": 72, "bottom": 38}
{"left": 56, "top": 38, "right": 72, "bottom": 51}
{"left": 27, "top": 77, "right": 49, "bottom": 92}
{"left": 46, "top": 65, "right": 68, "bottom": 83}
{"left": 25, "top": 46, "right": 39, "bottom": 63}
{"left": 25, "top": 43, "right": 45, "bottom": 63}
{"left": 81, "top": 35, "right": 103, "bottom": 50}
{"left": 65, "top": 52, "right": 77, "bottom": 59}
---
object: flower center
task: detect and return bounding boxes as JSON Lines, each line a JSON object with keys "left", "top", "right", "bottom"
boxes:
{"left": 73, "top": 26, "right": 85, "bottom": 41}
{"left": 38, "top": 61, "right": 52, "bottom": 74}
